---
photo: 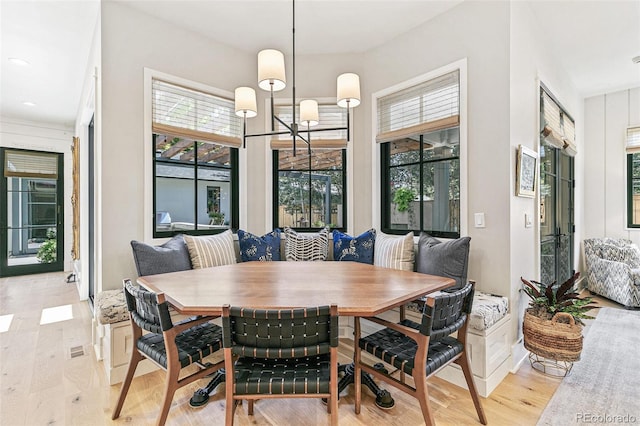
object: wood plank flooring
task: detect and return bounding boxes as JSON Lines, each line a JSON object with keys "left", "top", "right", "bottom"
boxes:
{"left": 1, "top": 272, "right": 609, "bottom": 426}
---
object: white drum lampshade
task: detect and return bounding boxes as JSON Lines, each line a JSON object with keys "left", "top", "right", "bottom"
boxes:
{"left": 337, "top": 73, "right": 361, "bottom": 108}
{"left": 258, "top": 49, "right": 286, "bottom": 92}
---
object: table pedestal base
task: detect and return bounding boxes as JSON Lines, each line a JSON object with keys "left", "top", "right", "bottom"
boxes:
{"left": 189, "top": 363, "right": 395, "bottom": 410}
{"left": 337, "top": 363, "right": 395, "bottom": 409}
{"left": 189, "top": 369, "right": 225, "bottom": 408}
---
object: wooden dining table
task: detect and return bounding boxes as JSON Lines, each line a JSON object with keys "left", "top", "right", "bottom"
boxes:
{"left": 137, "top": 261, "right": 455, "bottom": 409}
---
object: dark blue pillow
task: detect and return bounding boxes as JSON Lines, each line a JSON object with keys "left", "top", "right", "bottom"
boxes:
{"left": 238, "top": 229, "right": 281, "bottom": 262}
{"left": 333, "top": 229, "right": 376, "bottom": 264}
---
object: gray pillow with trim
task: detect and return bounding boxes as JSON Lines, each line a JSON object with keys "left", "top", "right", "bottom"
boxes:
{"left": 130, "top": 234, "right": 192, "bottom": 276}
{"left": 416, "top": 233, "right": 470, "bottom": 290}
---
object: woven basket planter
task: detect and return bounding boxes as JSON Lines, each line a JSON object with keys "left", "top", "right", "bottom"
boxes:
{"left": 523, "top": 311, "right": 583, "bottom": 362}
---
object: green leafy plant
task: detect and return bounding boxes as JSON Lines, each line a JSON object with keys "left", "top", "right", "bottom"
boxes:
{"left": 393, "top": 187, "right": 416, "bottom": 212}
{"left": 208, "top": 211, "right": 225, "bottom": 225}
{"left": 36, "top": 228, "right": 57, "bottom": 264}
{"left": 521, "top": 272, "right": 597, "bottom": 325}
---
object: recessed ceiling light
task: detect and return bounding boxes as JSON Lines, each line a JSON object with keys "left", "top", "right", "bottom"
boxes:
{"left": 633, "top": 56, "right": 640, "bottom": 64}
{"left": 22, "top": 101, "right": 36, "bottom": 107}
{"left": 9, "top": 57, "right": 30, "bottom": 66}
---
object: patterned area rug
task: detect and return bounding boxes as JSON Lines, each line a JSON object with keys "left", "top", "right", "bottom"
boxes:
{"left": 537, "top": 308, "right": 640, "bottom": 425}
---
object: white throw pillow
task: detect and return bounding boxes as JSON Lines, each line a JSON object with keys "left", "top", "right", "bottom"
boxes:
{"left": 284, "top": 227, "right": 329, "bottom": 261}
{"left": 184, "top": 230, "right": 237, "bottom": 269}
{"left": 374, "top": 231, "right": 415, "bottom": 271}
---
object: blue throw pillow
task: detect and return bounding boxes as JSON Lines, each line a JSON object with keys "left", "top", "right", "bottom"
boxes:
{"left": 238, "top": 229, "right": 281, "bottom": 262}
{"left": 333, "top": 229, "right": 376, "bottom": 264}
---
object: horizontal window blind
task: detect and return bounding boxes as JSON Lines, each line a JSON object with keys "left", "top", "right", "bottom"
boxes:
{"left": 542, "top": 90, "right": 576, "bottom": 154}
{"left": 4, "top": 150, "right": 58, "bottom": 179}
{"left": 271, "top": 104, "right": 347, "bottom": 149}
{"left": 626, "top": 127, "right": 640, "bottom": 154}
{"left": 152, "top": 79, "right": 242, "bottom": 148}
{"left": 377, "top": 70, "right": 459, "bottom": 143}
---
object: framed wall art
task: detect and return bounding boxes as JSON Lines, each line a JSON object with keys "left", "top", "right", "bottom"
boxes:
{"left": 516, "top": 144, "right": 538, "bottom": 198}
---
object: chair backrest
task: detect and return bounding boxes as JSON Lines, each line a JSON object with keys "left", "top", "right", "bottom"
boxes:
{"left": 419, "top": 282, "right": 474, "bottom": 341}
{"left": 222, "top": 305, "right": 338, "bottom": 359}
{"left": 123, "top": 279, "right": 174, "bottom": 334}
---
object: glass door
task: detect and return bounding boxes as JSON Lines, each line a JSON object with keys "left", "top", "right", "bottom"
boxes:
{"left": 539, "top": 142, "right": 574, "bottom": 285}
{"left": 0, "top": 148, "right": 64, "bottom": 277}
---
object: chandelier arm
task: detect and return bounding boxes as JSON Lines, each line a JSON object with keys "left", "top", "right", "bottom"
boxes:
{"left": 347, "top": 100, "right": 351, "bottom": 142}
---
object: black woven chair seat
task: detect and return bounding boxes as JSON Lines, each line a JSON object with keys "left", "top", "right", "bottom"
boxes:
{"left": 232, "top": 354, "right": 331, "bottom": 395}
{"left": 137, "top": 321, "right": 223, "bottom": 368}
{"left": 359, "top": 327, "right": 463, "bottom": 376}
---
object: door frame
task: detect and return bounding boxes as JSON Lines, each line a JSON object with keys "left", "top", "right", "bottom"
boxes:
{"left": 0, "top": 148, "right": 65, "bottom": 277}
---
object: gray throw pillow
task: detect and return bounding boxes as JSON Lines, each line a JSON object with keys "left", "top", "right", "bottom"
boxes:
{"left": 416, "top": 233, "right": 471, "bottom": 290}
{"left": 130, "top": 234, "right": 192, "bottom": 276}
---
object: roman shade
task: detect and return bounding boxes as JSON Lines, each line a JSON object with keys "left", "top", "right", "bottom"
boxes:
{"left": 541, "top": 89, "right": 576, "bottom": 156}
{"left": 376, "top": 70, "right": 460, "bottom": 143}
{"left": 271, "top": 104, "right": 347, "bottom": 149}
{"left": 4, "top": 149, "right": 58, "bottom": 179}
{"left": 152, "top": 79, "right": 242, "bottom": 148}
{"left": 625, "top": 126, "right": 640, "bottom": 154}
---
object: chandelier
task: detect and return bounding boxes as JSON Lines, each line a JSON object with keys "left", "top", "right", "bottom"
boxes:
{"left": 233, "top": 0, "right": 361, "bottom": 155}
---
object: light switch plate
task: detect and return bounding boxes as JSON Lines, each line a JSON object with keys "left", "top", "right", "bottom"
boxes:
{"left": 525, "top": 213, "right": 533, "bottom": 228}
{"left": 474, "top": 212, "right": 485, "bottom": 228}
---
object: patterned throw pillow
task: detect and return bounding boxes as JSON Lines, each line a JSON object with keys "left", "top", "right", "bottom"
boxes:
{"left": 373, "top": 231, "right": 415, "bottom": 271}
{"left": 284, "top": 227, "right": 329, "bottom": 261}
{"left": 416, "top": 233, "right": 471, "bottom": 289}
{"left": 333, "top": 229, "right": 376, "bottom": 264}
{"left": 238, "top": 229, "right": 282, "bottom": 262}
{"left": 130, "top": 234, "right": 192, "bottom": 276}
{"left": 183, "top": 230, "right": 237, "bottom": 269}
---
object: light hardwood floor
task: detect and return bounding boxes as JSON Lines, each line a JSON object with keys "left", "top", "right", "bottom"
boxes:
{"left": 0, "top": 272, "right": 611, "bottom": 426}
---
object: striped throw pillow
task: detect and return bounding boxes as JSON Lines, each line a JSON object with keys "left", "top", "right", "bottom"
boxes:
{"left": 184, "top": 230, "right": 237, "bottom": 269}
{"left": 374, "top": 231, "right": 415, "bottom": 271}
{"left": 284, "top": 227, "right": 329, "bottom": 261}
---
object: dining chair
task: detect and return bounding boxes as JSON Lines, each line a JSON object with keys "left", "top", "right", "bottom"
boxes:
{"left": 112, "top": 279, "right": 225, "bottom": 426}
{"left": 222, "top": 304, "right": 339, "bottom": 426}
{"left": 354, "top": 282, "right": 487, "bottom": 426}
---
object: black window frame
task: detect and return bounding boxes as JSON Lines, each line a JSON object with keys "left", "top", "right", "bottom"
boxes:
{"left": 380, "top": 132, "right": 460, "bottom": 239}
{"left": 152, "top": 135, "right": 239, "bottom": 238}
{"left": 272, "top": 148, "right": 347, "bottom": 232}
{"left": 627, "top": 152, "right": 640, "bottom": 228}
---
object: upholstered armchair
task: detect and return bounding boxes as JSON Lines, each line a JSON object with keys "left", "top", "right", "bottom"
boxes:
{"left": 583, "top": 238, "right": 640, "bottom": 308}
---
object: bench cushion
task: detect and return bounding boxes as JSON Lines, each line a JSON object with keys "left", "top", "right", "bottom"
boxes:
{"left": 95, "top": 289, "right": 129, "bottom": 325}
{"left": 469, "top": 291, "right": 509, "bottom": 331}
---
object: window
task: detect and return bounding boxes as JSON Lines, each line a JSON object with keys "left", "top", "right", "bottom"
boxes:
{"left": 272, "top": 104, "right": 347, "bottom": 231}
{"left": 626, "top": 127, "right": 640, "bottom": 227}
{"left": 379, "top": 70, "right": 461, "bottom": 238}
{"left": 151, "top": 79, "right": 241, "bottom": 237}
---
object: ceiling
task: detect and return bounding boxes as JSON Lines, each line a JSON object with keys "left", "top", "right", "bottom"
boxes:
{"left": 1, "top": 0, "right": 638, "bottom": 127}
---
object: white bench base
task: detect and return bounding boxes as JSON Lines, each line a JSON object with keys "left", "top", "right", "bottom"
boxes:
{"left": 92, "top": 318, "right": 158, "bottom": 385}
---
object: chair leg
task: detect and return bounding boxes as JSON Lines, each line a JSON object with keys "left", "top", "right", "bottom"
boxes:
{"left": 458, "top": 353, "right": 488, "bottom": 425}
{"left": 354, "top": 318, "right": 362, "bottom": 415}
{"left": 413, "top": 374, "right": 436, "bottom": 426}
{"left": 156, "top": 366, "right": 180, "bottom": 426}
{"left": 112, "top": 349, "right": 143, "bottom": 420}
{"left": 247, "top": 400, "right": 254, "bottom": 416}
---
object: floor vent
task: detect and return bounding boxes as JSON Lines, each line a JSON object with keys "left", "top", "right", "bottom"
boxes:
{"left": 70, "top": 345, "right": 85, "bottom": 358}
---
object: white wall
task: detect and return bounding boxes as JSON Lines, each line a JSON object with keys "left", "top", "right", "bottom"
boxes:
{"left": 0, "top": 117, "right": 74, "bottom": 271}
{"left": 364, "top": 1, "right": 511, "bottom": 297}
{"left": 509, "top": 1, "right": 583, "bottom": 367}
{"left": 584, "top": 88, "right": 640, "bottom": 248}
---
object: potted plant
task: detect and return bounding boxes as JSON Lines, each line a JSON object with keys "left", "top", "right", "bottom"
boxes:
{"left": 208, "top": 211, "right": 225, "bottom": 225}
{"left": 392, "top": 187, "right": 416, "bottom": 212}
{"left": 520, "top": 272, "right": 597, "bottom": 363}
{"left": 36, "top": 228, "right": 57, "bottom": 263}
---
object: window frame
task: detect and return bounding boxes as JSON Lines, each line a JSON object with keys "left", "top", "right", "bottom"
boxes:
{"left": 144, "top": 68, "right": 244, "bottom": 241}
{"left": 269, "top": 101, "right": 351, "bottom": 232}
{"left": 372, "top": 59, "right": 467, "bottom": 239}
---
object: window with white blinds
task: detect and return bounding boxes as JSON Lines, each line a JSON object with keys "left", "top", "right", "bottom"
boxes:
{"left": 626, "top": 127, "right": 640, "bottom": 153}
{"left": 541, "top": 90, "right": 576, "bottom": 155}
{"left": 4, "top": 150, "right": 58, "bottom": 179}
{"left": 152, "top": 79, "right": 242, "bottom": 148}
{"left": 270, "top": 104, "right": 348, "bottom": 149}
{"left": 376, "top": 70, "right": 459, "bottom": 143}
